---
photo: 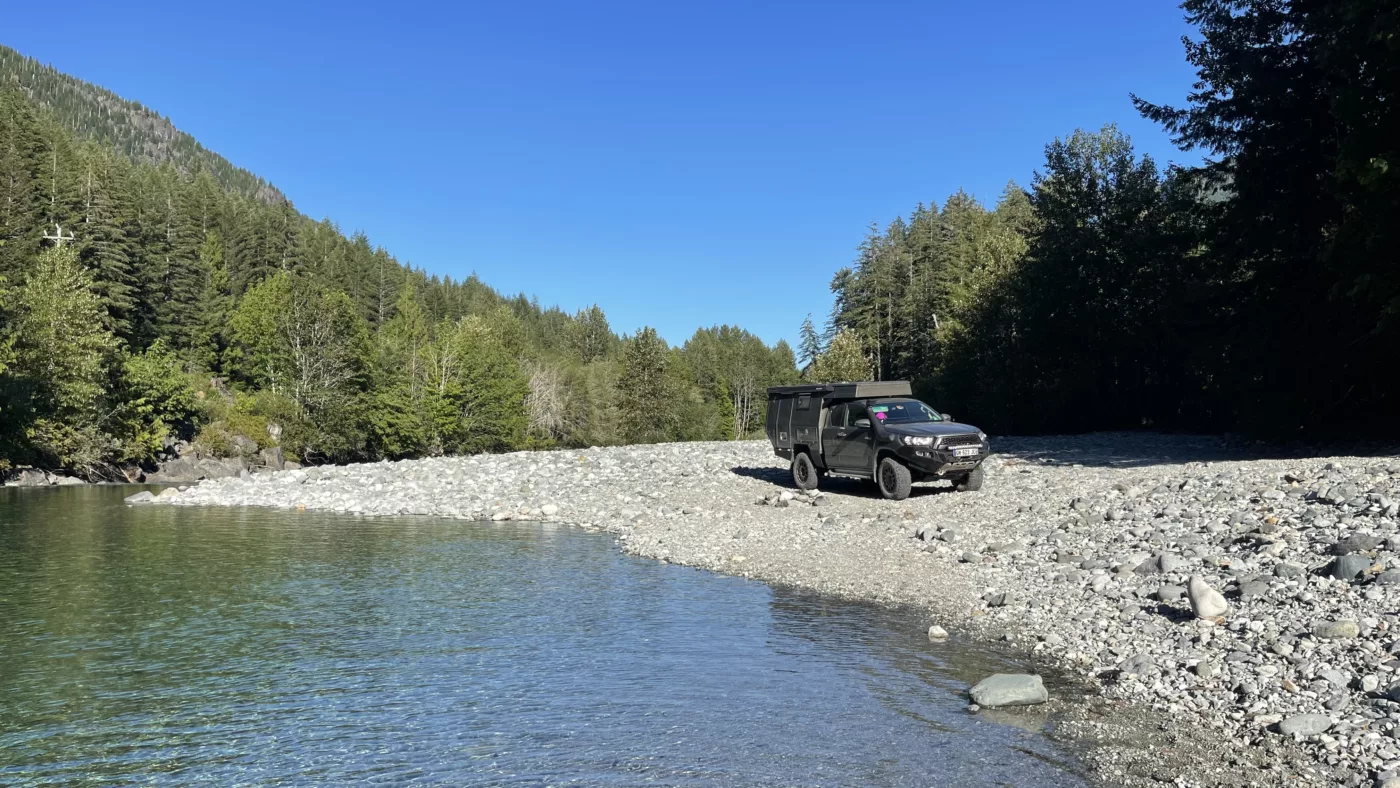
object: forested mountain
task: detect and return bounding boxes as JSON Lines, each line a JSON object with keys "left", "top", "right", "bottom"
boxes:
{"left": 819, "top": 0, "right": 1400, "bottom": 439}
{"left": 0, "top": 45, "right": 281, "bottom": 202}
{"left": 0, "top": 54, "right": 797, "bottom": 476}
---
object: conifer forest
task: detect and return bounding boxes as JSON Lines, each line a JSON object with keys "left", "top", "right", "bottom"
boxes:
{"left": 1, "top": 0, "right": 1397, "bottom": 476}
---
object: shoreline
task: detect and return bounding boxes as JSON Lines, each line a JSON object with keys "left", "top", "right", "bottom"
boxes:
{"left": 158, "top": 433, "right": 1400, "bottom": 787}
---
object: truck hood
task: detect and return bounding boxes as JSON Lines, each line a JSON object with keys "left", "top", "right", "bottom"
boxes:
{"left": 883, "top": 422, "right": 982, "bottom": 438}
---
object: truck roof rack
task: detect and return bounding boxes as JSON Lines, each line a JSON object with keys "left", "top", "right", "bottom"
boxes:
{"left": 766, "top": 381, "right": 912, "bottom": 399}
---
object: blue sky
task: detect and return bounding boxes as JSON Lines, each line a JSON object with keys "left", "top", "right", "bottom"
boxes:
{"left": 6, "top": 0, "right": 1198, "bottom": 348}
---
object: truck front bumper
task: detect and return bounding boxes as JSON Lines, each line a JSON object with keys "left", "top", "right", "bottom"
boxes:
{"left": 899, "top": 443, "right": 989, "bottom": 477}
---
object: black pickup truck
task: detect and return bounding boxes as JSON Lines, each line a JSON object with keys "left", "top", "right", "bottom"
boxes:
{"left": 764, "top": 381, "right": 989, "bottom": 500}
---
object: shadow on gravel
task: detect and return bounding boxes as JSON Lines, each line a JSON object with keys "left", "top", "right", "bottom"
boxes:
{"left": 729, "top": 465, "right": 953, "bottom": 500}
{"left": 1147, "top": 602, "right": 1196, "bottom": 624}
{"left": 994, "top": 432, "right": 1400, "bottom": 470}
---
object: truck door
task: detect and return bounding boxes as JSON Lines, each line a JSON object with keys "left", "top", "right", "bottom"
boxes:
{"left": 837, "top": 400, "right": 875, "bottom": 472}
{"left": 821, "top": 403, "right": 847, "bottom": 467}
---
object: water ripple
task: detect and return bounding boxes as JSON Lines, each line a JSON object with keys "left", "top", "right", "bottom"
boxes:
{"left": 0, "top": 487, "right": 1083, "bottom": 786}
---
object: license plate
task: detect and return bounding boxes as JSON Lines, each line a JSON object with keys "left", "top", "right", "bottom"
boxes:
{"left": 953, "top": 447, "right": 980, "bottom": 457}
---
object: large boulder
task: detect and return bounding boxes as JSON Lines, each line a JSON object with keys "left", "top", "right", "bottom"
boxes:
{"left": 969, "top": 674, "right": 1048, "bottom": 708}
{"left": 4, "top": 468, "right": 52, "bottom": 486}
{"left": 198, "top": 457, "right": 245, "bottom": 479}
{"left": 229, "top": 435, "right": 259, "bottom": 457}
{"left": 149, "top": 455, "right": 250, "bottom": 483}
{"left": 147, "top": 458, "right": 202, "bottom": 483}
{"left": 260, "top": 446, "right": 285, "bottom": 471}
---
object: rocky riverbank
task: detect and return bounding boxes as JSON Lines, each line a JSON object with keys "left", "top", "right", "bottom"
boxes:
{"left": 154, "top": 433, "right": 1400, "bottom": 787}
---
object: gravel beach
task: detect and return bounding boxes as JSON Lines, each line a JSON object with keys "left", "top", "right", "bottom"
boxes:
{"left": 155, "top": 433, "right": 1400, "bottom": 787}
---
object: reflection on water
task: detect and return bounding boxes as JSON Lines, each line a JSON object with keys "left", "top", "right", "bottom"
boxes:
{"left": 0, "top": 486, "right": 1083, "bottom": 786}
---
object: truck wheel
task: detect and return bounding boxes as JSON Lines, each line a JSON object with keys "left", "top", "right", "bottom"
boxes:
{"left": 956, "top": 465, "right": 985, "bottom": 492}
{"left": 792, "top": 452, "right": 819, "bottom": 491}
{"left": 877, "top": 457, "right": 912, "bottom": 501}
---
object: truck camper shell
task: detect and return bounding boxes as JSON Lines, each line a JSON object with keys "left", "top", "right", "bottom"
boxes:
{"left": 764, "top": 381, "right": 912, "bottom": 458}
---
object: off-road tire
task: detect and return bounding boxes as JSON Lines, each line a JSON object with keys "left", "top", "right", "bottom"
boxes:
{"left": 877, "top": 456, "right": 912, "bottom": 501}
{"left": 956, "top": 465, "right": 985, "bottom": 492}
{"left": 792, "top": 452, "right": 819, "bottom": 491}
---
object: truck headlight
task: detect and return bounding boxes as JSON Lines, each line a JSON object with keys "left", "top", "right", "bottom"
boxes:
{"left": 900, "top": 435, "right": 935, "bottom": 446}
{"left": 977, "top": 431, "right": 987, "bottom": 441}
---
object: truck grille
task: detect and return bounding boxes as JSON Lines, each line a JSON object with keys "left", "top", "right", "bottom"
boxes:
{"left": 940, "top": 433, "right": 982, "bottom": 448}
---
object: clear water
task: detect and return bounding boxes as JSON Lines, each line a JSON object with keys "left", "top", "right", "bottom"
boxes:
{"left": 0, "top": 486, "right": 1085, "bottom": 786}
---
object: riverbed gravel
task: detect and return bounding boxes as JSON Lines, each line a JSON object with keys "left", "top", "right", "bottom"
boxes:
{"left": 159, "top": 432, "right": 1400, "bottom": 787}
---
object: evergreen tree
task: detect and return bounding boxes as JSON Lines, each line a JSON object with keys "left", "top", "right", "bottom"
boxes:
{"left": 6, "top": 244, "right": 118, "bottom": 470}
{"left": 430, "top": 315, "right": 529, "bottom": 454}
{"left": 569, "top": 304, "right": 615, "bottom": 362}
{"left": 193, "top": 232, "right": 233, "bottom": 371}
{"left": 77, "top": 148, "right": 139, "bottom": 339}
{"left": 1133, "top": 0, "right": 1400, "bottom": 433}
{"left": 618, "top": 327, "right": 674, "bottom": 444}
{"left": 0, "top": 88, "right": 44, "bottom": 278}
{"left": 797, "top": 314, "right": 822, "bottom": 373}
{"left": 811, "top": 330, "right": 870, "bottom": 383}
{"left": 368, "top": 283, "right": 433, "bottom": 457}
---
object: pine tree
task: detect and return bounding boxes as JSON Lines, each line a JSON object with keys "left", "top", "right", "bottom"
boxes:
{"left": 618, "top": 327, "right": 674, "bottom": 444}
{"left": 0, "top": 88, "right": 44, "bottom": 278}
{"left": 798, "top": 314, "right": 822, "bottom": 373}
{"left": 7, "top": 244, "right": 119, "bottom": 470}
{"left": 811, "top": 330, "right": 870, "bottom": 383}
{"left": 368, "top": 283, "right": 433, "bottom": 456}
{"left": 193, "top": 232, "right": 232, "bottom": 371}
{"left": 427, "top": 315, "right": 528, "bottom": 454}
{"left": 569, "top": 305, "right": 616, "bottom": 362}
{"left": 77, "top": 148, "right": 139, "bottom": 340}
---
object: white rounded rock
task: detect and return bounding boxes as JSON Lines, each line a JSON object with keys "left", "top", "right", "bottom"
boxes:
{"left": 1188, "top": 575, "right": 1228, "bottom": 620}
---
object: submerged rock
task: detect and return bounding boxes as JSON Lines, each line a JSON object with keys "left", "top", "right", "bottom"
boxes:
{"left": 969, "top": 674, "right": 1048, "bottom": 708}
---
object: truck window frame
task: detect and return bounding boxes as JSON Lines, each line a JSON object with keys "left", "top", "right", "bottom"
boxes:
{"left": 827, "top": 402, "right": 847, "bottom": 428}
{"left": 847, "top": 400, "right": 869, "bottom": 425}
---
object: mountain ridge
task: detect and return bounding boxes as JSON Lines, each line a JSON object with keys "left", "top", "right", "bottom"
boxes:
{"left": 0, "top": 44, "right": 284, "bottom": 203}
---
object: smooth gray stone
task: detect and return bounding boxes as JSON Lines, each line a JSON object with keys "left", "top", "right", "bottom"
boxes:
{"left": 1277, "top": 713, "right": 1332, "bottom": 736}
{"left": 1314, "top": 620, "right": 1361, "bottom": 639}
{"left": 1331, "top": 555, "right": 1372, "bottom": 581}
{"left": 969, "top": 674, "right": 1048, "bottom": 708}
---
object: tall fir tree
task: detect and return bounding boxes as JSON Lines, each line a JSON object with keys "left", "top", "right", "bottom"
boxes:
{"left": 797, "top": 314, "right": 822, "bottom": 373}
{"left": 618, "top": 327, "right": 674, "bottom": 444}
{"left": 193, "top": 232, "right": 232, "bottom": 372}
{"left": 0, "top": 87, "right": 44, "bottom": 278}
{"left": 77, "top": 148, "right": 139, "bottom": 340}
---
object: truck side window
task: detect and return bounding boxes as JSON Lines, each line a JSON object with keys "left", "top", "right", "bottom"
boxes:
{"left": 827, "top": 403, "right": 846, "bottom": 428}
{"left": 797, "top": 394, "right": 810, "bottom": 410}
{"left": 848, "top": 402, "right": 869, "bottom": 425}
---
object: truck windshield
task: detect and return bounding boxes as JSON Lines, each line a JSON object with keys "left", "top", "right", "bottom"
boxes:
{"left": 869, "top": 399, "right": 943, "bottom": 424}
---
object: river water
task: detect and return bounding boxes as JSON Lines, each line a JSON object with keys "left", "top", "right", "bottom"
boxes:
{"left": 0, "top": 486, "right": 1085, "bottom": 786}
